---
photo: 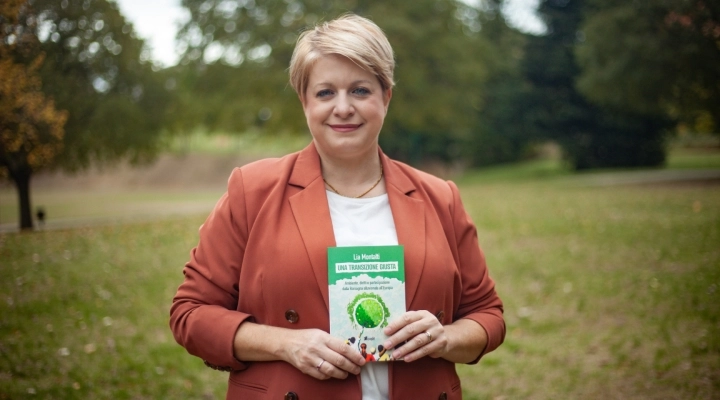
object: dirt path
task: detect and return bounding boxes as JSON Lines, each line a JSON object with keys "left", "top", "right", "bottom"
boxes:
{"left": 568, "top": 169, "right": 720, "bottom": 187}
{"left": 27, "top": 152, "right": 263, "bottom": 191}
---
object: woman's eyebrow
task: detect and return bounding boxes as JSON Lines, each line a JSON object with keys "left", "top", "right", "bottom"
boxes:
{"left": 311, "top": 79, "right": 374, "bottom": 89}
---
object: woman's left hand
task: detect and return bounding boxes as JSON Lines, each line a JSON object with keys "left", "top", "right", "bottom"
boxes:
{"left": 382, "top": 310, "right": 448, "bottom": 362}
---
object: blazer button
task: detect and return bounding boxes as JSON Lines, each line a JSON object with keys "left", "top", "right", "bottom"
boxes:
{"left": 438, "top": 392, "right": 448, "bottom": 400}
{"left": 285, "top": 310, "right": 299, "bottom": 324}
{"left": 435, "top": 310, "right": 445, "bottom": 322}
{"left": 284, "top": 391, "right": 299, "bottom": 400}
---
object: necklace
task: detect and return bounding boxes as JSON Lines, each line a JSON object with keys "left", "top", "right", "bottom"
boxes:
{"left": 323, "top": 164, "right": 384, "bottom": 198}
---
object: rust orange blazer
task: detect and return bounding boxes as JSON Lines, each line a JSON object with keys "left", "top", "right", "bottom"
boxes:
{"left": 170, "top": 143, "right": 505, "bottom": 400}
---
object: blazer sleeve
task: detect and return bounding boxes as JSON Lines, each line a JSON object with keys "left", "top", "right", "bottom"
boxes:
{"left": 448, "top": 180, "right": 505, "bottom": 363}
{"left": 169, "top": 168, "right": 253, "bottom": 371}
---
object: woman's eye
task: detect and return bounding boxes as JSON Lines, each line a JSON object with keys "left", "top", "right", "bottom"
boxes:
{"left": 316, "top": 89, "right": 334, "bottom": 98}
{"left": 353, "top": 87, "right": 371, "bottom": 96}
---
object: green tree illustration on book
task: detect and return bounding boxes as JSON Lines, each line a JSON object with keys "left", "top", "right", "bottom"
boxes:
{"left": 347, "top": 293, "right": 391, "bottom": 350}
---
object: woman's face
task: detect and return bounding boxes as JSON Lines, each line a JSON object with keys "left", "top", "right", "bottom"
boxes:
{"left": 301, "top": 54, "right": 392, "bottom": 162}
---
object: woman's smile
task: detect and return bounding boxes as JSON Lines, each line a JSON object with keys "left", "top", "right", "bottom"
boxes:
{"left": 329, "top": 123, "right": 364, "bottom": 132}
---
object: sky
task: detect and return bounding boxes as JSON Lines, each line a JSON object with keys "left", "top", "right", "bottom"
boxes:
{"left": 113, "top": 0, "right": 190, "bottom": 67}
{"left": 113, "top": 0, "right": 544, "bottom": 67}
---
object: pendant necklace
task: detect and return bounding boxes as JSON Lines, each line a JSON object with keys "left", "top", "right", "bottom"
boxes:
{"left": 323, "top": 164, "right": 383, "bottom": 198}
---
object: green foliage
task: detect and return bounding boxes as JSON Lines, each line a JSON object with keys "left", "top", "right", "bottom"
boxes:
{"left": 172, "top": 0, "right": 316, "bottom": 134}
{"left": 0, "top": 0, "right": 69, "bottom": 229}
{"left": 27, "top": 0, "right": 173, "bottom": 170}
{"left": 576, "top": 0, "right": 720, "bottom": 134}
{"left": 521, "top": 0, "right": 671, "bottom": 170}
{"left": 173, "top": 0, "right": 518, "bottom": 164}
{"left": 0, "top": 0, "right": 174, "bottom": 230}
{"left": 375, "top": 0, "right": 491, "bottom": 163}
{"left": 562, "top": 110, "right": 669, "bottom": 169}
{"left": 0, "top": 1, "right": 68, "bottom": 175}
{"left": 166, "top": 129, "right": 309, "bottom": 156}
{"left": 463, "top": 15, "right": 537, "bottom": 167}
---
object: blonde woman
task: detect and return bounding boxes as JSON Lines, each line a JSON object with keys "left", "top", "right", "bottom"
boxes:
{"left": 170, "top": 14, "right": 504, "bottom": 400}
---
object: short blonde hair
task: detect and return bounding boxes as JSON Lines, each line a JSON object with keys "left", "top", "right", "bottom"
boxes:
{"left": 289, "top": 14, "right": 395, "bottom": 97}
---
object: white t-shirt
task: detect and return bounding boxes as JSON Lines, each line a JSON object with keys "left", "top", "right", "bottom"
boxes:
{"left": 326, "top": 190, "right": 398, "bottom": 400}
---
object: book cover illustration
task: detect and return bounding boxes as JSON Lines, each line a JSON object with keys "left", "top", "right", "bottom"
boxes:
{"left": 328, "top": 245, "right": 406, "bottom": 362}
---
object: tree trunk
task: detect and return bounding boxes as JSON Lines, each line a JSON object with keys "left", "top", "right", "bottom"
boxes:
{"left": 13, "top": 169, "right": 34, "bottom": 231}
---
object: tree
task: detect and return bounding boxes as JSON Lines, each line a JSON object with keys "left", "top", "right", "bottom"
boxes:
{"left": 1, "top": 0, "right": 67, "bottom": 230}
{"left": 520, "top": 0, "right": 669, "bottom": 169}
{"left": 174, "top": 0, "right": 500, "bottom": 164}
{"left": 463, "top": 7, "right": 538, "bottom": 167}
{"left": 576, "top": 0, "right": 720, "bottom": 134}
{"left": 30, "top": 0, "right": 172, "bottom": 171}
{"left": 376, "top": 0, "right": 492, "bottom": 163}
{"left": 1, "top": 0, "right": 172, "bottom": 230}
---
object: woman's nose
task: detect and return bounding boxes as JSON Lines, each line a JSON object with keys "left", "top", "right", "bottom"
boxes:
{"left": 333, "top": 93, "right": 355, "bottom": 118}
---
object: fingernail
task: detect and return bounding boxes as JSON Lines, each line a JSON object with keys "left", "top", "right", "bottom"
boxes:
{"left": 383, "top": 341, "right": 391, "bottom": 348}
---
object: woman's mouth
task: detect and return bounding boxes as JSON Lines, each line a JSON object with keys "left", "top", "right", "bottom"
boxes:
{"left": 329, "top": 124, "right": 362, "bottom": 132}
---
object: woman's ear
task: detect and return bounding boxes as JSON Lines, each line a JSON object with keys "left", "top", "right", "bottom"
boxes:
{"left": 383, "top": 89, "right": 393, "bottom": 110}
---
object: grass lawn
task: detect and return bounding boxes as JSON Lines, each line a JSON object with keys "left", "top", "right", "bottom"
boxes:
{"left": 1, "top": 151, "right": 718, "bottom": 399}
{"left": 457, "top": 179, "right": 719, "bottom": 399}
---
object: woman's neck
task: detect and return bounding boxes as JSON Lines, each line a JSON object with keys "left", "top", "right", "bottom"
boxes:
{"left": 318, "top": 149, "right": 385, "bottom": 198}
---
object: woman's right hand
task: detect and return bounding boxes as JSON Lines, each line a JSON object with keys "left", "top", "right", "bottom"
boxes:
{"left": 279, "top": 328, "right": 366, "bottom": 380}
{"left": 233, "top": 322, "right": 365, "bottom": 380}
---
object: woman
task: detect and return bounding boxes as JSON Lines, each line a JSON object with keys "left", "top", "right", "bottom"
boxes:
{"left": 170, "top": 14, "right": 504, "bottom": 400}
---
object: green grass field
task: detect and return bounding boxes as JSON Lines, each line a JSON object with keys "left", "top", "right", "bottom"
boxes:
{"left": 1, "top": 150, "right": 719, "bottom": 399}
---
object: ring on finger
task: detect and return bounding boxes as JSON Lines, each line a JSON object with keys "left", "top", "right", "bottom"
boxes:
{"left": 425, "top": 331, "right": 433, "bottom": 342}
{"left": 316, "top": 359, "right": 325, "bottom": 370}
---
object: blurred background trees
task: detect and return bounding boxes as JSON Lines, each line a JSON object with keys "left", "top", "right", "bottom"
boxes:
{"left": 520, "top": 0, "right": 670, "bottom": 169}
{"left": 2, "top": 0, "right": 719, "bottom": 229}
{"left": 171, "top": 0, "right": 514, "bottom": 164}
{"left": 30, "top": 0, "right": 172, "bottom": 171}
{"left": 1, "top": 0, "right": 171, "bottom": 230}
{"left": 1, "top": 0, "right": 67, "bottom": 230}
{"left": 577, "top": 0, "right": 720, "bottom": 137}
{"left": 168, "top": 0, "right": 717, "bottom": 169}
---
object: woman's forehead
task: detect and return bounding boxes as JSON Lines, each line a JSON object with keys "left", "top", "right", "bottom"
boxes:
{"left": 306, "top": 55, "right": 379, "bottom": 86}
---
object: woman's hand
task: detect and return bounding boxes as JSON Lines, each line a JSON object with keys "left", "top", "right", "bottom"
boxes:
{"left": 279, "top": 328, "right": 367, "bottom": 380}
{"left": 233, "top": 322, "right": 366, "bottom": 381}
{"left": 382, "top": 311, "right": 488, "bottom": 364}
{"left": 382, "top": 310, "right": 448, "bottom": 362}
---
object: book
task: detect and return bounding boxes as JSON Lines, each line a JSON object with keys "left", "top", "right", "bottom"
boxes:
{"left": 328, "top": 245, "right": 406, "bottom": 362}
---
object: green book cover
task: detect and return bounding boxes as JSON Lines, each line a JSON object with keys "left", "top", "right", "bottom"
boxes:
{"left": 328, "top": 245, "right": 405, "bottom": 362}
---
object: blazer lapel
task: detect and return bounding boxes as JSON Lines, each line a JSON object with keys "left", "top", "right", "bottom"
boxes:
{"left": 288, "top": 143, "right": 335, "bottom": 310}
{"left": 382, "top": 153, "right": 427, "bottom": 308}
{"left": 287, "top": 144, "right": 428, "bottom": 311}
